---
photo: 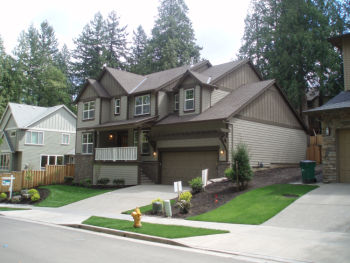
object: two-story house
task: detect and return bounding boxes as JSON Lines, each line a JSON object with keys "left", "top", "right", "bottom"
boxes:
{"left": 0, "top": 103, "right": 76, "bottom": 171}
{"left": 306, "top": 33, "right": 350, "bottom": 183}
{"left": 75, "top": 59, "right": 307, "bottom": 185}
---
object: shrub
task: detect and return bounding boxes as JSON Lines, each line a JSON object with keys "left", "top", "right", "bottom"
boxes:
{"left": 188, "top": 177, "right": 203, "bottom": 193}
{"left": 113, "top": 178, "right": 125, "bottom": 186}
{"left": 97, "top": 178, "right": 110, "bottom": 185}
{"left": 31, "top": 193, "right": 40, "bottom": 202}
{"left": 0, "top": 193, "right": 7, "bottom": 200}
{"left": 176, "top": 191, "right": 192, "bottom": 214}
{"left": 28, "top": 189, "right": 39, "bottom": 196}
{"left": 81, "top": 178, "right": 92, "bottom": 187}
{"left": 64, "top": 176, "right": 74, "bottom": 185}
{"left": 226, "top": 143, "right": 253, "bottom": 190}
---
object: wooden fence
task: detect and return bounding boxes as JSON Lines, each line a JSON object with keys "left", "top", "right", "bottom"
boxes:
{"left": 0, "top": 164, "right": 74, "bottom": 193}
{"left": 306, "top": 135, "right": 322, "bottom": 164}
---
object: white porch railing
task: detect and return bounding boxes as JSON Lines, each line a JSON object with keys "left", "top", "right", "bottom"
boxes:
{"left": 95, "top": 147, "right": 137, "bottom": 161}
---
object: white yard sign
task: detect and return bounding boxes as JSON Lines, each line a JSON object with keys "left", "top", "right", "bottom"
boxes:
{"left": 173, "top": 181, "right": 182, "bottom": 193}
{"left": 202, "top": 169, "right": 208, "bottom": 186}
{"left": 2, "top": 175, "right": 15, "bottom": 199}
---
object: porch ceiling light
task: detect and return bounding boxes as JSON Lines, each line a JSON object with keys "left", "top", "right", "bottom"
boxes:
{"left": 108, "top": 133, "right": 114, "bottom": 141}
{"left": 220, "top": 149, "right": 225, "bottom": 155}
{"left": 153, "top": 151, "right": 157, "bottom": 157}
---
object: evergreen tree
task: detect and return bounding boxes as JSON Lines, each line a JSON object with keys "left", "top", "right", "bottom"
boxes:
{"left": 129, "top": 25, "right": 149, "bottom": 74}
{"left": 239, "top": 0, "right": 349, "bottom": 118}
{"left": 146, "top": 0, "right": 201, "bottom": 73}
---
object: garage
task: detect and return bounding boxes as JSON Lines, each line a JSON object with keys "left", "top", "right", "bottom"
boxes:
{"left": 160, "top": 150, "right": 218, "bottom": 185}
{"left": 338, "top": 129, "right": 350, "bottom": 183}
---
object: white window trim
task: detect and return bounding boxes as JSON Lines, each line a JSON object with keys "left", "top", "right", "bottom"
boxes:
{"left": 61, "top": 133, "right": 70, "bottom": 145}
{"left": 25, "top": 131, "right": 44, "bottom": 145}
{"left": 114, "top": 98, "right": 121, "bottom": 115}
{"left": 174, "top": 93, "right": 179, "bottom": 111}
{"left": 184, "top": 88, "right": 195, "bottom": 111}
{"left": 134, "top": 94, "right": 150, "bottom": 116}
{"left": 83, "top": 101, "right": 95, "bottom": 120}
{"left": 40, "top": 154, "right": 64, "bottom": 170}
{"left": 82, "top": 132, "right": 93, "bottom": 155}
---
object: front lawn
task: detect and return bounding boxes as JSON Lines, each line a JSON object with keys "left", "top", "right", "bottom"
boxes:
{"left": 35, "top": 185, "right": 111, "bottom": 207}
{"left": 83, "top": 216, "right": 228, "bottom": 239}
{"left": 0, "top": 207, "right": 31, "bottom": 211}
{"left": 188, "top": 184, "right": 318, "bottom": 224}
{"left": 122, "top": 199, "right": 175, "bottom": 215}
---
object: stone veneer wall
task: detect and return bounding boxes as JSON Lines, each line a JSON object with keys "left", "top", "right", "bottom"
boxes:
{"left": 74, "top": 154, "right": 94, "bottom": 183}
{"left": 321, "top": 110, "right": 350, "bottom": 183}
{"left": 218, "top": 162, "right": 230, "bottom": 178}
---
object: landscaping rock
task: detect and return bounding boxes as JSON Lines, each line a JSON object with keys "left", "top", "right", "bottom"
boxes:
{"left": 21, "top": 189, "right": 28, "bottom": 195}
{"left": 11, "top": 195, "right": 22, "bottom": 203}
{"left": 22, "top": 193, "right": 31, "bottom": 199}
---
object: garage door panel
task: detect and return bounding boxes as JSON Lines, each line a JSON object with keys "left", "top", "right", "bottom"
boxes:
{"left": 161, "top": 151, "right": 217, "bottom": 185}
{"left": 338, "top": 130, "right": 350, "bottom": 183}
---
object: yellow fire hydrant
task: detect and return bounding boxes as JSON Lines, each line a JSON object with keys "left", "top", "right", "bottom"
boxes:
{"left": 131, "top": 207, "right": 142, "bottom": 228}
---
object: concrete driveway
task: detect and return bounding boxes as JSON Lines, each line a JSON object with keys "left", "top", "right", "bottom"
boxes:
{"left": 264, "top": 183, "right": 350, "bottom": 233}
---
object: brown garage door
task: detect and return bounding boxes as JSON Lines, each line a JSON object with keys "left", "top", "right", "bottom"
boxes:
{"left": 338, "top": 130, "right": 350, "bottom": 183}
{"left": 161, "top": 151, "right": 218, "bottom": 185}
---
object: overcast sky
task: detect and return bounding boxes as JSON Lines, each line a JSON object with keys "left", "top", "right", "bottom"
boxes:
{"left": 0, "top": 0, "right": 251, "bottom": 65}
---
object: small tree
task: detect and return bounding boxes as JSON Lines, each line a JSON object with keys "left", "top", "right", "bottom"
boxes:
{"left": 225, "top": 143, "right": 253, "bottom": 191}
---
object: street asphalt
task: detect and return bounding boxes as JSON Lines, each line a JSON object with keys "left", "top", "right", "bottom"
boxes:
{"left": 1, "top": 183, "right": 350, "bottom": 263}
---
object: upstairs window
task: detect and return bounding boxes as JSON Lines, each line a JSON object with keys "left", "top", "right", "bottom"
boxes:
{"left": 83, "top": 101, "right": 95, "bottom": 120}
{"left": 135, "top": 94, "right": 150, "bottom": 116}
{"left": 25, "top": 131, "right": 44, "bottom": 145}
{"left": 174, "top": 94, "right": 179, "bottom": 111}
{"left": 114, "top": 98, "right": 121, "bottom": 115}
{"left": 184, "top": 89, "right": 194, "bottom": 111}
{"left": 82, "top": 133, "right": 93, "bottom": 154}
{"left": 61, "top": 134, "right": 70, "bottom": 145}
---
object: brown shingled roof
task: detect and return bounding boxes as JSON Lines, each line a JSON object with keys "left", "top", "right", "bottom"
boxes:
{"left": 156, "top": 79, "right": 275, "bottom": 125}
{"left": 106, "top": 67, "right": 146, "bottom": 94}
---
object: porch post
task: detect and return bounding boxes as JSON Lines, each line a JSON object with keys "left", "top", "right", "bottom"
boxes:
{"left": 137, "top": 127, "right": 142, "bottom": 184}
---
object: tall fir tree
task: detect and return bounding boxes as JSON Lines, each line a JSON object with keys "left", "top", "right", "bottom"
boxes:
{"left": 239, "top": 0, "right": 349, "bottom": 119}
{"left": 146, "top": 0, "right": 201, "bottom": 73}
{"left": 129, "top": 25, "right": 149, "bottom": 75}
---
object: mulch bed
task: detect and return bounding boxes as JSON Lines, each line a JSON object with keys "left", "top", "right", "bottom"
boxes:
{"left": 153, "top": 165, "right": 322, "bottom": 218}
{"left": 0, "top": 188, "right": 50, "bottom": 205}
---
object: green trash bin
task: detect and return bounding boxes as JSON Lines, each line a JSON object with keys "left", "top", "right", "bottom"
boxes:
{"left": 300, "top": 160, "right": 316, "bottom": 183}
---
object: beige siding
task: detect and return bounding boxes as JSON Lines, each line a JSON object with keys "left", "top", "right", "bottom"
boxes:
{"left": 77, "top": 98, "right": 100, "bottom": 128}
{"left": 238, "top": 85, "right": 301, "bottom": 129}
{"left": 231, "top": 118, "right": 306, "bottom": 166}
{"left": 31, "top": 108, "right": 76, "bottom": 132}
{"left": 111, "top": 96, "right": 128, "bottom": 121}
{"left": 80, "top": 84, "right": 97, "bottom": 99}
{"left": 179, "top": 85, "right": 200, "bottom": 116}
{"left": 151, "top": 93, "right": 156, "bottom": 116}
{"left": 343, "top": 38, "right": 350, "bottom": 91}
{"left": 215, "top": 64, "right": 260, "bottom": 90}
{"left": 201, "top": 87, "right": 211, "bottom": 112}
{"left": 101, "top": 99, "right": 111, "bottom": 124}
{"left": 211, "top": 89, "right": 229, "bottom": 106}
{"left": 158, "top": 91, "right": 168, "bottom": 119}
{"left": 0, "top": 134, "right": 11, "bottom": 152}
{"left": 100, "top": 72, "right": 127, "bottom": 96}
{"left": 0, "top": 109, "right": 12, "bottom": 130}
{"left": 168, "top": 93, "right": 175, "bottom": 113}
{"left": 93, "top": 164, "right": 138, "bottom": 185}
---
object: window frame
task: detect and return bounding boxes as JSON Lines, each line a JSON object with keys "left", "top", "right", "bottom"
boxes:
{"left": 134, "top": 94, "right": 151, "bottom": 116}
{"left": 83, "top": 101, "right": 95, "bottom": 120}
{"left": 174, "top": 93, "right": 179, "bottom": 111}
{"left": 25, "top": 131, "right": 44, "bottom": 145}
{"left": 0, "top": 154, "right": 10, "bottom": 170}
{"left": 82, "top": 132, "right": 93, "bottom": 155}
{"left": 114, "top": 98, "right": 121, "bottom": 115}
{"left": 133, "top": 130, "right": 139, "bottom": 147}
{"left": 40, "top": 154, "right": 64, "bottom": 170}
{"left": 184, "top": 88, "right": 195, "bottom": 111}
{"left": 61, "top": 133, "right": 70, "bottom": 145}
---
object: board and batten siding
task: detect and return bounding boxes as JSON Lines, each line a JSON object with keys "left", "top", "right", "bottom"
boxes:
{"left": 100, "top": 71, "right": 127, "bottom": 97}
{"left": 93, "top": 164, "right": 138, "bottom": 185}
{"left": 31, "top": 108, "right": 76, "bottom": 132}
{"left": 343, "top": 38, "right": 350, "bottom": 91}
{"left": 211, "top": 89, "right": 229, "bottom": 106}
{"left": 230, "top": 118, "right": 306, "bottom": 166}
{"left": 215, "top": 63, "right": 260, "bottom": 90}
{"left": 77, "top": 98, "right": 101, "bottom": 128}
{"left": 158, "top": 91, "right": 169, "bottom": 119}
{"left": 100, "top": 99, "right": 111, "bottom": 124}
{"left": 0, "top": 109, "right": 12, "bottom": 131}
{"left": 201, "top": 87, "right": 211, "bottom": 112}
{"left": 80, "top": 84, "right": 97, "bottom": 99}
{"left": 237, "top": 86, "right": 301, "bottom": 129}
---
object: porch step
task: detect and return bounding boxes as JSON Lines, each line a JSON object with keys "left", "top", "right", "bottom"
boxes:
{"left": 140, "top": 173, "right": 154, "bottom": 185}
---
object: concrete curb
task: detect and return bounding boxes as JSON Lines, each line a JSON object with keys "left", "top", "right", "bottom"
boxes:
{"left": 63, "top": 224, "right": 189, "bottom": 248}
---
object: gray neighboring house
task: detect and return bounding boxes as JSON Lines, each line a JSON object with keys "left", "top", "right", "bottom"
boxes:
{"left": 0, "top": 103, "right": 76, "bottom": 172}
{"left": 75, "top": 59, "right": 307, "bottom": 185}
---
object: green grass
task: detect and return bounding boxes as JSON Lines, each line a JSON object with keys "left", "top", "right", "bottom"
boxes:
{"left": 122, "top": 199, "right": 175, "bottom": 215}
{"left": 0, "top": 207, "right": 31, "bottom": 211}
{"left": 188, "top": 184, "right": 318, "bottom": 225}
{"left": 35, "top": 185, "right": 111, "bottom": 207}
{"left": 83, "top": 216, "right": 228, "bottom": 239}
